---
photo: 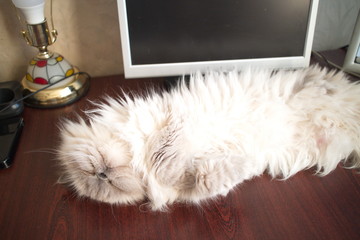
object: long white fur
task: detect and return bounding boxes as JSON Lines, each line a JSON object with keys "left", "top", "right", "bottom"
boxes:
{"left": 57, "top": 66, "right": 360, "bottom": 211}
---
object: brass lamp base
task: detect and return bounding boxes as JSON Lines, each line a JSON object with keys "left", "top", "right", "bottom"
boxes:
{"left": 21, "top": 70, "right": 90, "bottom": 108}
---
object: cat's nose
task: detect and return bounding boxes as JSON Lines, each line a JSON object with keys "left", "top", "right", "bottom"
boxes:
{"left": 97, "top": 172, "right": 108, "bottom": 180}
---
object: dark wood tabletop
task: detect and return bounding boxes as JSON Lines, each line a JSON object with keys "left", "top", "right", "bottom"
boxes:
{"left": 1, "top": 50, "right": 360, "bottom": 240}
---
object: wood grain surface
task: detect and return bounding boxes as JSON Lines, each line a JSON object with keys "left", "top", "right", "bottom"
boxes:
{"left": 1, "top": 51, "right": 360, "bottom": 240}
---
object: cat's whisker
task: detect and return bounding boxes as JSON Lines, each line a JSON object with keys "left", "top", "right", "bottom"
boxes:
{"left": 24, "top": 148, "right": 58, "bottom": 155}
{"left": 109, "top": 204, "right": 121, "bottom": 225}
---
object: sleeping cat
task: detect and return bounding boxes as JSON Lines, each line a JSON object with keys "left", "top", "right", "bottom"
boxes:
{"left": 57, "top": 66, "right": 360, "bottom": 211}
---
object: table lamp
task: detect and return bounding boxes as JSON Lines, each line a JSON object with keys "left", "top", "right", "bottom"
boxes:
{"left": 12, "top": 0, "right": 89, "bottom": 108}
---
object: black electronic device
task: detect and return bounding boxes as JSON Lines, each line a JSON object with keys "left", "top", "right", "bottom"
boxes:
{"left": 0, "top": 81, "right": 23, "bottom": 119}
{"left": 0, "top": 81, "right": 24, "bottom": 168}
{"left": 0, "top": 117, "right": 24, "bottom": 168}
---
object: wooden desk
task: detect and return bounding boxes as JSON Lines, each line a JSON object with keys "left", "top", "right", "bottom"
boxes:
{"left": 1, "top": 51, "right": 360, "bottom": 240}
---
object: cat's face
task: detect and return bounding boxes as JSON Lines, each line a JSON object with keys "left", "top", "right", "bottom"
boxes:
{"left": 57, "top": 120, "right": 145, "bottom": 205}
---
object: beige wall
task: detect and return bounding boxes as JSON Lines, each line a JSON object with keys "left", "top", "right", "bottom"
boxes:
{"left": 0, "top": 0, "right": 124, "bottom": 83}
{"left": 1, "top": 0, "right": 360, "bottom": 83}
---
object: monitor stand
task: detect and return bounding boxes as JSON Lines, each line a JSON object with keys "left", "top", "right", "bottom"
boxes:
{"left": 164, "top": 75, "right": 190, "bottom": 92}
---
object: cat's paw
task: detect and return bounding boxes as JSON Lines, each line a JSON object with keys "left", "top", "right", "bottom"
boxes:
{"left": 147, "top": 121, "right": 189, "bottom": 186}
{"left": 194, "top": 164, "right": 233, "bottom": 197}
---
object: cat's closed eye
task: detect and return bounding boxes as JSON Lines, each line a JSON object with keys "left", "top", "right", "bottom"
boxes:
{"left": 97, "top": 172, "right": 108, "bottom": 180}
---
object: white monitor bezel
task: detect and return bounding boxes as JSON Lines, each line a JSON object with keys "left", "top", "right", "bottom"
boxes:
{"left": 343, "top": 10, "right": 360, "bottom": 74}
{"left": 117, "top": 0, "right": 319, "bottom": 78}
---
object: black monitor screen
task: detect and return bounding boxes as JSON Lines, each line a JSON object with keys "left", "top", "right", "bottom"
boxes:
{"left": 125, "top": 0, "right": 311, "bottom": 65}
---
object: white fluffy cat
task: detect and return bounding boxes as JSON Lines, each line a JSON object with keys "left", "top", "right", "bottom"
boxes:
{"left": 57, "top": 66, "right": 360, "bottom": 211}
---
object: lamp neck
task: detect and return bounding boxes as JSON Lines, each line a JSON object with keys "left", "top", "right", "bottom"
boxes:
{"left": 37, "top": 45, "right": 53, "bottom": 59}
{"left": 22, "top": 19, "right": 57, "bottom": 49}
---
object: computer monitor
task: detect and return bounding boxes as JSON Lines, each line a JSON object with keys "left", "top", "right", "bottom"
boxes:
{"left": 117, "top": 0, "right": 319, "bottom": 78}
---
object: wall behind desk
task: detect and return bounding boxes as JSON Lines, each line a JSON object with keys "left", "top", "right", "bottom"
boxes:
{"left": 0, "top": 0, "right": 359, "bottom": 83}
{"left": 0, "top": 0, "right": 123, "bottom": 83}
